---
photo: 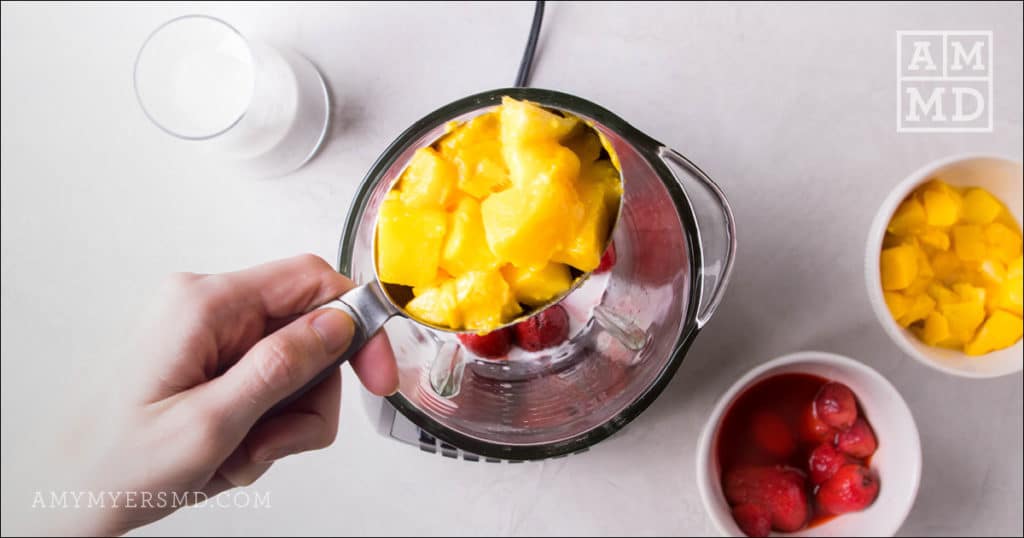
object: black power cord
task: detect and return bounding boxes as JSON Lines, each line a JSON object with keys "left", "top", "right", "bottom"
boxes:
{"left": 514, "top": 0, "right": 545, "bottom": 87}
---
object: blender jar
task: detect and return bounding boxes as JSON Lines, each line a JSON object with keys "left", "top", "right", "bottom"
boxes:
{"left": 339, "top": 88, "right": 735, "bottom": 460}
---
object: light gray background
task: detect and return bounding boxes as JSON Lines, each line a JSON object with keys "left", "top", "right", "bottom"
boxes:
{"left": 2, "top": 2, "right": 1022, "bottom": 536}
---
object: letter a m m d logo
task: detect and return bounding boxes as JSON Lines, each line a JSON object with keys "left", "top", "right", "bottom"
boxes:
{"left": 897, "top": 31, "right": 993, "bottom": 132}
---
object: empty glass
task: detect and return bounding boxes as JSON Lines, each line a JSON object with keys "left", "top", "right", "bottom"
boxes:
{"left": 134, "top": 15, "right": 330, "bottom": 176}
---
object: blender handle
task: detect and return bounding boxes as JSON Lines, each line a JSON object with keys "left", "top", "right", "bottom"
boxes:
{"left": 657, "top": 147, "right": 737, "bottom": 329}
{"left": 263, "top": 282, "right": 395, "bottom": 418}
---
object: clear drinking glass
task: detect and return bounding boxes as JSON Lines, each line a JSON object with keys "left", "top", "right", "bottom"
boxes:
{"left": 134, "top": 15, "right": 330, "bottom": 176}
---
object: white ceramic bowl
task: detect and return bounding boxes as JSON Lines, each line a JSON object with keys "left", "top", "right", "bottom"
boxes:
{"left": 865, "top": 154, "right": 1024, "bottom": 378}
{"left": 696, "top": 351, "right": 921, "bottom": 537}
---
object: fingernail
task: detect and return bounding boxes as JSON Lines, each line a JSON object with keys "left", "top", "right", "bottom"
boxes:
{"left": 310, "top": 309, "right": 354, "bottom": 356}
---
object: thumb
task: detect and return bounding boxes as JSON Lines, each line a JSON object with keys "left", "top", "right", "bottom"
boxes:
{"left": 199, "top": 307, "right": 354, "bottom": 430}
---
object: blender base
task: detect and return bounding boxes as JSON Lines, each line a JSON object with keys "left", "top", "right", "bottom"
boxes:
{"left": 361, "top": 391, "right": 590, "bottom": 463}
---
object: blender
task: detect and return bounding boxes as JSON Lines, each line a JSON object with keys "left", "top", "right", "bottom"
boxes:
{"left": 339, "top": 87, "right": 736, "bottom": 461}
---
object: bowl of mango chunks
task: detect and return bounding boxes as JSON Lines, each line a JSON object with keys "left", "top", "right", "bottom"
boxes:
{"left": 866, "top": 154, "right": 1023, "bottom": 378}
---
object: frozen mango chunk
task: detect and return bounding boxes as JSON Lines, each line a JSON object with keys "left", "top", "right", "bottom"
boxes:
{"left": 440, "top": 197, "right": 501, "bottom": 276}
{"left": 940, "top": 300, "right": 986, "bottom": 343}
{"left": 952, "top": 224, "right": 987, "bottom": 261}
{"left": 965, "top": 310, "right": 1023, "bottom": 356}
{"left": 927, "top": 283, "right": 960, "bottom": 305}
{"left": 899, "top": 294, "right": 936, "bottom": 327}
{"left": 931, "top": 250, "right": 966, "bottom": 284}
{"left": 398, "top": 148, "right": 457, "bottom": 210}
{"left": 502, "top": 263, "right": 573, "bottom": 307}
{"left": 880, "top": 245, "right": 919, "bottom": 290}
{"left": 438, "top": 113, "right": 511, "bottom": 199}
{"left": 552, "top": 161, "right": 622, "bottom": 271}
{"left": 984, "top": 222, "right": 1023, "bottom": 264}
{"left": 884, "top": 291, "right": 911, "bottom": 320}
{"left": 482, "top": 172, "right": 584, "bottom": 268}
{"left": 453, "top": 270, "right": 522, "bottom": 332}
{"left": 993, "top": 276, "right": 1023, "bottom": 316}
{"left": 499, "top": 96, "right": 578, "bottom": 146}
{"left": 922, "top": 184, "right": 962, "bottom": 226}
{"left": 919, "top": 229, "right": 951, "bottom": 251}
{"left": 961, "top": 188, "right": 1004, "bottom": 224}
{"left": 887, "top": 197, "right": 927, "bottom": 236}
{"left": 975, "top": 259, "right": 1007, "bottom": 285}
{"left": 376, "top": 195, "right": 447, "bottom": 288}
{"left": 1008, "top": 256, "right": 1024, "bottom": 279}
{"left": 953, "top": 282, "right": 986, "bottom": 305}
{"left": 406, "top": 280, "right": 460, "bottom": 328}
{"left": 920, "top": 312, "right": 952, "bottom": 346}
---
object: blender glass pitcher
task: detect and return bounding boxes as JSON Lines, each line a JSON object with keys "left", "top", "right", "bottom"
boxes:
{"left": 339, "top": 88, "right": 735, "bottom": 460}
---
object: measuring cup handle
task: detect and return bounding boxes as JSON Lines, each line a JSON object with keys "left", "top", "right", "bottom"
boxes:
{"left": 657, "top": 147, "right": 737, "bottom": 329}
{"left": 263, "top": 282, "right": 395, "bottom": 417}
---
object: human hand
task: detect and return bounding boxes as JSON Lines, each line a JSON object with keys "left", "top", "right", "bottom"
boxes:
{"left": 56, "top": 254, "right": 397, "bottom": 536}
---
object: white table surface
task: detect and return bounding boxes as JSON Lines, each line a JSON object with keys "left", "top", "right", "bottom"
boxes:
{"left": 2, "top": 2, "right": 1022, "bottom": 536}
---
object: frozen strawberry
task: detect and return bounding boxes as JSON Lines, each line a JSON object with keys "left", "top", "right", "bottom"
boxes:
{"left": 594, "top": 242, "right": 617, "bottom": 273}
{"left": 752, "top": 410, "right": 796, "bottom": 459}
{"left": 816, "top": 464, "right": 880, "bottom": 515}
{"left": 808, "top": 443, "right": 847, "bottom": 485}
{"left": 800, "top": 404, "right": 837, "bottom": 444}
{"left": 731, "top": 503, "right": 771, "bottom": 538}
{"left": 836, "top": 418, "right": 878, "bottom": 458}
{"left": 724, "top": 466, "right": 809, "bottom": 532}
{"left": 457, "top": 328, "right": 513, "bottom": 358}
{"left": 814, "top": 382, "right": 858, "bottom": 431}
{"left": 513, "top": 304, "right": 570, "bottom": 351}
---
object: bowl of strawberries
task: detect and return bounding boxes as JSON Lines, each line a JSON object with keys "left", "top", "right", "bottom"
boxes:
{"left": 696, "top": 351, "right": 921, "bottom": 537}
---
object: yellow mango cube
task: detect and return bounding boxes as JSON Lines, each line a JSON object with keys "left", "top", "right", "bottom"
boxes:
{"left": 965, "top": 310, "right": 1024, "bottom": 356}
{"left": 440, "top": 197, "right": 501, "bottom": 276}
{"left": 406, "top": 280, "right": 461, "bottom": 328}
{"left": 438, "top": 113, "right": 511, "bottom": 199}
{"left": 984, "top": 222, "right": 1023, "bottom": 264}
{"left": 481, "top": 173, "right": 584, "bottom": 268}
{"left": 552, "top": 162, "right": 621, "bottom": 271}
{"left": 961, "top": 188, "right": 1004, "bottom": 224}
{"left": 975, "top": 259, "right": 1007, "bottom": 285}
{"left": 376, "top": 196, "right": 447, "bottom": 288}
{"left": 880, "top": 245, "right": 919, "bottom": 290}
{"left": 884, "top": 291, "right": 911, "bottom": 320}
{"left": 412, "top": 269, "right": 452, "bottom": 297}
{"left": 899, "top": 294, "right": 936, "bottom": 327}
{"left": 953, "top": 282, "right": 986, "bottom": 305}
{"left": 453, "top": 270, "right": 523, "bottom": 331}
{"left": 952, "top": 224, "right": 987, "bottom": 261}
{"left": 994, "top": 276, "right": 1023, "bottom": 316}
{"left": 931, "top": 250, "right": 966, "bottom": 284}
{"left": 398, "top": 148, "right": 457, "bottom": 209}
{"left": 888, "top": 197, "right": 927, "bottom": 236}
{"left": 927, "top": 283, "right": 960, "bottom": 305}
{"left": 919, "top": 229, "right": 951, "bottom": 251}
{"left": 920, "top": 312, "right": 952, "bottom": 346}
{"left": 940, "top": 300, "right": 986, "bottom": 343}
{"left": 499, "top": 96, "right": 578, "bottom": 146}
{"left": 502, "top": 263, "right": 573, "bottom": 306}
{"left": 1008, "top": 255, "right": 1023, "bottom": 279}
{"left": 922, "top": 185, "right": 962, "bottom": 226}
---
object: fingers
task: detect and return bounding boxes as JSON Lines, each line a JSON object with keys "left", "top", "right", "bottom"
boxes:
{"left": 349, "top": 332, "right": 400, "bottom": 396}
{"left": 199, "top": 307, "right": 353, "bottom": 429}
{"left": 245, "top": 368, "right": 342, "bottom": 462}
{"left": 222, "top": 254, "right": 355, "bottom": 318}
{"left": 216, "top": 445, "right": 273, "bottom": 488}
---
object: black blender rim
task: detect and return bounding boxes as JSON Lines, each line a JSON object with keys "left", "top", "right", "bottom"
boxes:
{"left": 337, "top": 87, "right": 704, "bottom": 461}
